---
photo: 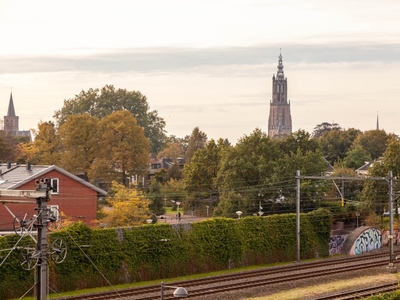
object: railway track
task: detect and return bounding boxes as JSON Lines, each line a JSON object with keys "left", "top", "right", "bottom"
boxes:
{"left": 54, "top": 251, "right": 398, "bottom": 300}
{"left": 312, "top": 282, "right": 399, "bottom": 300}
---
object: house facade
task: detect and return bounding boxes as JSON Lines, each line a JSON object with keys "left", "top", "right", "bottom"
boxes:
{"left": 0, "top": 163, "right": 106, "bottom": 231}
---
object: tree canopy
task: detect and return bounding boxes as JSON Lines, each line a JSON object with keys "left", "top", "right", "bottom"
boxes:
{"left": 54, "top": 85, "right": 167, "bottom": 154}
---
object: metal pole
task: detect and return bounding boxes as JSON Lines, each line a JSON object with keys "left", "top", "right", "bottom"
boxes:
{"left": 161, "top": 282, "right": 164, "bottom": 300}
{"left": 36, "top": 196, "right": 48, "bottom": 300}
{"left": 296, "top": 170, "right": 300, "bottom": 262}
{"left": 389, "top": 171, "right": 394, "bottom": 266}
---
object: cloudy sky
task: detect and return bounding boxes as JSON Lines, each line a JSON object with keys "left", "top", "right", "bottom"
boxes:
{"left": 1, "top": 0, "right": 399, "bottom": 143}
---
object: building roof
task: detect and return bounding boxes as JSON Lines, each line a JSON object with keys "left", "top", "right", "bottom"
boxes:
{"left": 0, "top": 163, "right": 107, "bottom": 195}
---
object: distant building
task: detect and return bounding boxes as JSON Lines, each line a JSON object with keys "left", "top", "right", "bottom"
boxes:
{"left": 268, "top": 52, "right": 292, "bottom": 138}
{"left": 3, "top": 92, "right": 32, "bottom": 140}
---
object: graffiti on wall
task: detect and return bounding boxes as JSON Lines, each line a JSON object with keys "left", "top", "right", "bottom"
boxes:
{"left": 329, "top": 235, "right": 348, "bottom": 255}
{"left": 350, "top": 228, "right": 381, "bottom": 255}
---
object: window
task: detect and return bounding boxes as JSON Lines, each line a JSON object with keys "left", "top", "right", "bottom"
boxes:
{"left": 51, "top": 178, "right": 59, "bottom": 194}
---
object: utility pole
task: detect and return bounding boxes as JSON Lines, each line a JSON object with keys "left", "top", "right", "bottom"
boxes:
{"left": 296, "top": 170, "right": 300, "bottom": 262}
{"left": 388, "top": 171, "right": 395, "bottom": 270}
{"left": 36, "top": 183, "right": 51, "bottom": 300}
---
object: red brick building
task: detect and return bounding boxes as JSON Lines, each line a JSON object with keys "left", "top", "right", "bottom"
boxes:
{"left": 0, "top": 163, "right": 106, "bottom": 231}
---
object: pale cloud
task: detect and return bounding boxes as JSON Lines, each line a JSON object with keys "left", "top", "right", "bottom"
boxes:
{"left": 0, "top": 0, "right": 400, "bottom": 143}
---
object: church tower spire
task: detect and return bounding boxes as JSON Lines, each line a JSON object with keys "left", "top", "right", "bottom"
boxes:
{"left": 376, "top": 111, "right": 379, "bottom": 130}
{"left": 4, "top": 90, "right": 19, "bottom": 132}
{"left": 268, "top": 51, "right": 292, "bottom": 138}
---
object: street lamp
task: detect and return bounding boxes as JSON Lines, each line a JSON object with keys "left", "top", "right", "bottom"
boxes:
{"left": 146, "top": 219, "right": 153, "bottom": 224}
{"left": 161, "top": 282, "right": 188, "bottom": 299}
{"left": 258, "top": 201, "right": 263, "bottom": 216}
{"left": 236, "top": 211, "right": 242, "bottom": 219}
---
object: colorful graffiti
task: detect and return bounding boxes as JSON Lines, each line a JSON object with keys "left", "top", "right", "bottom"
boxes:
{"left": 350, "top": 228, "right": 381, "bottom": 255}
{"left": 329, "top": 235, "right": 348, "bottom": 255}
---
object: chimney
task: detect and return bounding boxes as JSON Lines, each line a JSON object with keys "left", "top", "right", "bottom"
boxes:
{"left": 7, "top": 162, "right": 11, "bottom": 169}
{"left": 26, "top": 162, "right": 31, "bottom": 171}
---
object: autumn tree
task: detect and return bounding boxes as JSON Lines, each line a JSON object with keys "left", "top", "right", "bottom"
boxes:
{"left": 157, "top": 142, "right": 184, "bottom": 160}
{"left": 31, "top": 121, "right": 62, "bottom": 165}
{"left": 58, "top": 114, "right": 99, "bottom": 181}
{"left": 89, "top": 111, "right": 150, "bottom": 186}
{"left": 100, "top": 181, "right": 151, "bottom": 227}
{"left": 54, "top": 85, "right": 167, "bottom": 154}
{"left": 185, "top": 127, "right": 207, "bottom": 164}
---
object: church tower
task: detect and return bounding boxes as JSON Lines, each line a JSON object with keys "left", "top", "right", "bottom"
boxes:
{"left": 4, "top": 91, "right": 19, "bottom": 133}
{"left": 3, "top": 91, "right": 31, "bottom": 140}
{"left": 268, "top": 52, "right": 292, "bottom": 138}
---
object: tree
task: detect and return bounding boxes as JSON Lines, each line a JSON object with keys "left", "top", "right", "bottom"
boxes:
{"left": 317, "top": 128, "right": 361, "bottom": 165}
{"left": 58, "top": 114, "right": 99, "bottom": 181}
{"left": 54, "top": 85, "right": 167, "bottom": 154}
{"left": 217, "top": 129, "right": 280, "bottom": 214}
{"left": 183, "top": 138, "right": 230, "bottom": 214}
{"left": 342, "top": 145, "right": 371, "bottom": 170}
{"left": 157, "top": 142, "right": 184, "bottom": 160}
{"left": 31, "top": 121, "right": 62, "bottom": 165}
{"left": 185, "top": 127, "right": 207, "bottom": 164}
{"left": 353, "top": 129, "right": 393, "bottom": 160}
{"left": 275, "top": 148, "right": 329, "bottom": 213}
{"left": 100, "top": 181, "right": 151, "bottom": 227}
{"left": 147, "top": 180, "right": 166, "bottom": 216}
{"left": 89, "top": 111, "right": 150, "bottom": 186}
{"left": 213, "top": 191, "right": 247, "bottom": 218}
{"left": 277, "top": 129, "right": 319, "bottom": 155}
{"left": 311, "top": 122, "right": 341, "bottom": 138}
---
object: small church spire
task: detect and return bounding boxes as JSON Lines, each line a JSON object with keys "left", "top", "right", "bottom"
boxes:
{"left": 7, "top": 90, "right": 16, "bottom": 117}
{"left": 376, "top": 111, "right": 379, "bottom": 130}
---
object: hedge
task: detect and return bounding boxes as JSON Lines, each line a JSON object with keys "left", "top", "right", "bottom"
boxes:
{"left": 0, "top": 208, "right": 331, "bottom": 298}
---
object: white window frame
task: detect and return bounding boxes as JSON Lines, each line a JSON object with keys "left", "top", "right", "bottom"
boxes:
{"left": 51, "top": 178, "right": 59, "bottom": 194}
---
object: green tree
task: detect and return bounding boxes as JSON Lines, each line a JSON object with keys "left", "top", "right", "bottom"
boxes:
{"left": 353, "top": 129, "right": 392, "bottom": 160}
{"left": 54, "top": 85, "right": 167, "bottom": 154}
{"left": 31, "top": 121, "right": 62, "bottom": 165}
{"left": 89, "top": 111, "right": 150, "bottom": 186}
{"left": 58, "top": 114, "right": 99, "bottom": 181}
{"left": 213, "top": 191, "right": 247, "bottom": 218}
{"left": 277, "top": 129, "right": 319, "bottom": 155}
{"left": 185, "top": 127, "right": 207, "bottom": 164}
{"left": 311, "top": 122, "right": 341, "bottom": 138}
{"left": 183, "top": 138, "right": 230, "bottom": 214}
{"left": 147, "top": 180, "right": 166, "bottom": 216}
{"left": 342, "top": 144, "right": 371, "bottom": 170}
{"left": 217, "top": 129, "right": 280, "bottom": 214}
{"left": 317, "top": 128, "right": 361, "bottom": 165}
{"left": 275, "top": 148, "right": 329, "bottom": 213}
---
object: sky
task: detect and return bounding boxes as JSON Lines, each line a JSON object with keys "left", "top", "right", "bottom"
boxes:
{"left": 1, "top": 0, "right": 399, "bottom": 144}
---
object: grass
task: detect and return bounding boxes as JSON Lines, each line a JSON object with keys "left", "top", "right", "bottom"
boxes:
{"left": 17, "top": 261, "right": 292, "bottom": 299}
{"left": 250, "top": 273, "right": 400, "bottom": 299}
